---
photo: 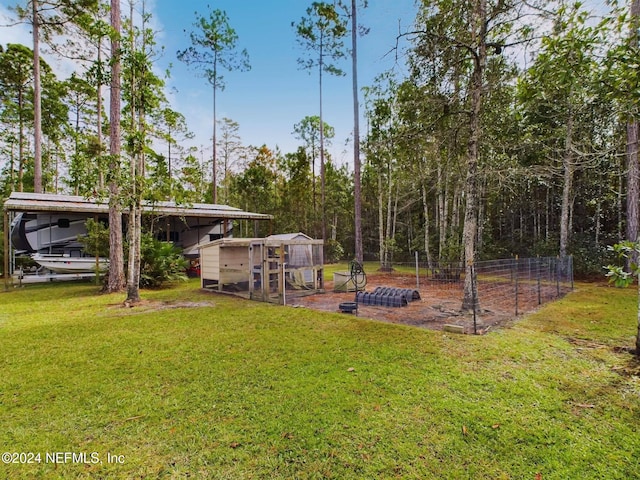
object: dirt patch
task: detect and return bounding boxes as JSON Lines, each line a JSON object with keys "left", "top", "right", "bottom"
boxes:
{"left": 109, "top": 299, "right": 215, "bottom": 314}
{"left": 287, "top": 272, "right": 517, "bottom": 334}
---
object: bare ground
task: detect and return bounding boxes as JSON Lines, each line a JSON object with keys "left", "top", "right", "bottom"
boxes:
{"left": 287, "top": 272, "right": 520, "bottom": 334}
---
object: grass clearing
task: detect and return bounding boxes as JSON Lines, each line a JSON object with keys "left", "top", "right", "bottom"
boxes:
{"left": 1, "top": 279, "right": 639, "bottom": 479}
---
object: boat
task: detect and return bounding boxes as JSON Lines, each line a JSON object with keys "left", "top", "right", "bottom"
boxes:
{"left": 32, "top": 253, "right": 108, "bottom": 274}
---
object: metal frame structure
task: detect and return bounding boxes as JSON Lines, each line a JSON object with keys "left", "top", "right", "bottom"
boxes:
{"left": 3, "top": 192, "right": 273, "bottom": 290}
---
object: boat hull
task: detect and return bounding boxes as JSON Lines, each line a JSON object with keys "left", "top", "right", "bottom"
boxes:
{"left": 32, "top": 254, "right": 108, "bottom": 274}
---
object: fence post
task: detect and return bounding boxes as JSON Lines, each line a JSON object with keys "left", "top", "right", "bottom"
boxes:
{"left": 556, "top": 256, "right": 561, "bottom": 298}
{"left": 415, "top": 251, "right": 420, "bottom": 289}
{"left": 514, "top": 256, "right": 519, "bottom": 316}
{"left": 570, "top": 255, "right": 574, "bottom": 290}
{"left": 537, "top": 256, "right": 541, "bottom": 305}
{"left": 471, "top": 262, "right": 478, "bottom": 335}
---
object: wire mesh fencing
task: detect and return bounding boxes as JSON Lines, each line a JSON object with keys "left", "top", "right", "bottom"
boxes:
{"left": 473, "top": 256, "right": 574, "bottom": 317}
{"left": 388, "top": 256, "right": 574, "bottom": 331}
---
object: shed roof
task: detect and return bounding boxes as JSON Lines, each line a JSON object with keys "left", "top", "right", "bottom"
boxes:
{"left": 267, "top": 232, "right": 312, "bottom": 241}
{"left": 199, "top": 236, "right": 323, "bottom": 251}
{"left": 3, "top": 192, "right": 273, "bottom": 221}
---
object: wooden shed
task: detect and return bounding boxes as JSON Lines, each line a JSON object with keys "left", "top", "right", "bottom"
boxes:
{"left": 199, "top": 233, "right": 324, "bottom": 304}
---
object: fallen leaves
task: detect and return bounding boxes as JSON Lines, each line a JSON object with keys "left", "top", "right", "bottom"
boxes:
{"left": 461, "top": 423, "right": 502, "bottom": 436}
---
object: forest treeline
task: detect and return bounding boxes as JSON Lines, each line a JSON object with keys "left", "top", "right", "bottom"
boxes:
{"left": 1, "top": 0, "right": 638, "bottom": 278}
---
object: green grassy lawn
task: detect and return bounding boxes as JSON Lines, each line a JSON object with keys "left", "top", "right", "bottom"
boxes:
{"left": 1, "top": 279, "right": 639, "bottom": 479}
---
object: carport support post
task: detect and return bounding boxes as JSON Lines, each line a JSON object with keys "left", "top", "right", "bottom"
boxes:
{"left": 94, "top": 214, "right": 101, "bottom": 286}
{"left": 3, "top": 208, "right": 10, "bottom": 291}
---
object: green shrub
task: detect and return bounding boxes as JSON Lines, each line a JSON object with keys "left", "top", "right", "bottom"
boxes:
{"left": 140, "top": 234, "right": 188, "bottom": 288}
{"left": 324, "top": 238, "right": 344, "bottom": 263}
{"left": 78, "top": 219, "right": 110, "bottom": 257}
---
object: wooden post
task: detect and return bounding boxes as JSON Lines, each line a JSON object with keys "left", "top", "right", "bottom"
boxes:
{"left": 248, "top": 243, "right": 255, "bottom": 300}
{"left": 262, "top": 242, "right": 268, "bottom": 302}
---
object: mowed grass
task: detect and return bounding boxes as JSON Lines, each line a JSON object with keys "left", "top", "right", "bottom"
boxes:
{"left": 0, "top": 279, "right": 639, "bottom": 479}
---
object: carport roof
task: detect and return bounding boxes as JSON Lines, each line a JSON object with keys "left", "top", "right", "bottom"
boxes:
{"left": 3, "top": 192, "right": 273, "bottom": 221}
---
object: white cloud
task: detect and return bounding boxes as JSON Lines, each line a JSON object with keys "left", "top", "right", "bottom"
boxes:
{"left": 0, "top": 4, "right": 84, "bottom": 80}
{"left": 0, "top": 5, "right": 31, "bottom": 46}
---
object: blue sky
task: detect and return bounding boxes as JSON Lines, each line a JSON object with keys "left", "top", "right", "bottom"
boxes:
{"left": 156, "top": 0, "right": 417, "bottom": 165}
{"left": 0, "top": 0, "right": 418, "bottom": 167}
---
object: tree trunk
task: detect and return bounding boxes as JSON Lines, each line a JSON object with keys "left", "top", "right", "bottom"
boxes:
{"left": 390, "top": 183, "right": 399, "bottom": 265}
{"left": 477, "top": 179, "right": 485, "bottom": 256}
{"left": 169, "top": 127, "right": 173, "bottom": 194}
{"left": 9, "top": 140, "right": 15, "bottom": 192}
{"left": 351, "top": 0, "right": 363, "bottom": 263}
{"left": 383, "top": 161, "right": 394, "bottom": 269}
{"left": 631, "top": 0, "right": 640, "bottom": 356}
{"left": 126, "top": 206, "right": 141, "bottom": 303}
{"left": 378, "top": 171, "right": 385, "bottom": 266}
{"left": 212, "top": 80, "right": 218, "bottom": 203}
{"left": 636, "top": 277, "right": 640, "bottom": 355}
{"left": 32, "top": 0, "right": 43, "bottom": 193}
{"left": 97, "top": 39, "right": 104, "bottom": 191}
{"left": 461, "top": 0, "right": 487, "bottom": 312}
{"left": 595, "top": 198, "right": 601, "bottom": 246}
{"left": 627, "top": 119, "right": 639, "bottom": 246}
{"left": 422, "top": 182, "right": 433, "bottom": 268}
{"left": 106, "top": 0, "right": 126, "bottom": 293}
{"left": 18, "top": 90, "right": 24, "bottom": 192}
{"left": 319, "top": 29, "right": 326, "bottom": 244}
{"left": 546, "top": 186, "right": 550, "bottom": 242}
{"left": 560, "top": 114, "right": 575, "bottom": 258}
{"left": 125, "top": 0, "right": 148, "bottom": 304}
{"left": 451, "top": 185, "right": 460, "bottom": 241}
{"left": 126, "top": 0, "right": 139, "bottom": 303}
{"left": 74, "top": 91, "right": 80, "bottom": 195}
{"left": 437, "top": 163, "right": 448, "bottom": 260}
{"left": 54, "top": 142, "right": 59, "bottom": 192}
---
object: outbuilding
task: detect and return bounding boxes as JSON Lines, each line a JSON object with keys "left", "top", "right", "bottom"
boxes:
{"left": 199, "top": 233, "right": 324, "bottom": 304}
